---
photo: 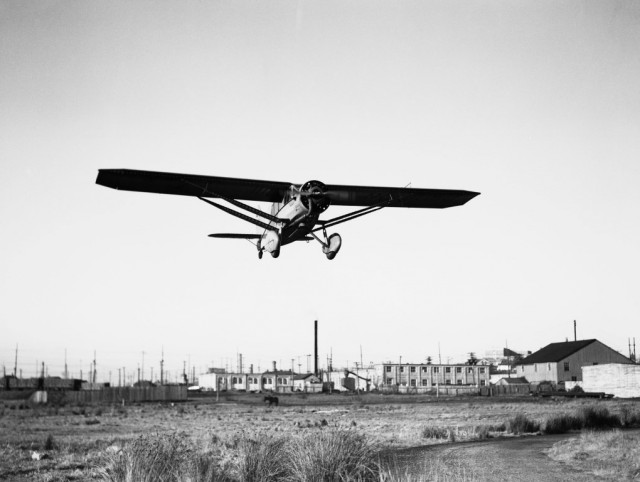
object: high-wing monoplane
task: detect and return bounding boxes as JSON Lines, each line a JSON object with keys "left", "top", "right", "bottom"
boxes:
{"left": 96, "top": 169, "right": 479, "bottom": 260}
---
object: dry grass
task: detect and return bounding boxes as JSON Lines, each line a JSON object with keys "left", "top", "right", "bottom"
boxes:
{"left": 0, "top": 394, "right": 638, "bottom": 480}
{"left": 547, "top": 430, "right": 640, "bottom": 480}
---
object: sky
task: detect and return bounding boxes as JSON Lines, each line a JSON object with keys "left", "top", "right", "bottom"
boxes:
{"left": 1, "top": 0, "right": 639, "bottom": 382}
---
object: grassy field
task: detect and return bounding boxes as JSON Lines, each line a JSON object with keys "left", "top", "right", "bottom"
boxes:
{"left": 0, "top": 392, "right": 638, "bottom": 480}
{"left": 547, "top": 430, "right": 640, "bottom": 480}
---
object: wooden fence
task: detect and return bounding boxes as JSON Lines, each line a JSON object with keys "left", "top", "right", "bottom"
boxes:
{"left": 60, "top": 386, "right": 187, "bottom": 404}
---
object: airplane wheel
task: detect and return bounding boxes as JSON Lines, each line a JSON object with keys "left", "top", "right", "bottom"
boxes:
{"left": 271, "top": 249, "right": 280, "bottom": 259}
{"left": 258, "top": 251, "right": 263, "bottom": 259}
{"left": 324, "top": 233, "right": 341, "bottom": 260}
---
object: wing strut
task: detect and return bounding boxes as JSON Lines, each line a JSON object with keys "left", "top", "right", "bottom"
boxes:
{"left": 184, "top": 180, "right": 287, "bottom": 224}
{"left": 198, "top": 197, "right": 277, "bottom": 232}
{"left": 313, "top": 198, "right": 391, "bottom": 232}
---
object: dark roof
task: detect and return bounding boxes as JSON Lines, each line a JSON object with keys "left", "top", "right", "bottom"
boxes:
{"left": 516, "top": 339, "right": 598, "bottom": 365}
{"left": 294, "top": 373, "right": 319, "bottom": 381}
{"left": 499, "top": 377, "right": 529, "bottom": 384}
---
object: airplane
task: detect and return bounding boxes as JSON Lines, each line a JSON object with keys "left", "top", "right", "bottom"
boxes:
{"left": 96, "top": 169, "right": 479, "bottom": 260}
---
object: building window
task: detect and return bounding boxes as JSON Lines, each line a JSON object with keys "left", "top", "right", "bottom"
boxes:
{"left": 232, "top": 377, "right": 238, "bottom": 384}
{"left": 422, "top": 379, "right": 428, "bottom": 386}
{"left": 564, "top": 362, "right": 570, "bottom": 372}
{"left": 410, "top": 366, "right": 416, "bottom": 373}
{"left": 432, "top": 382, "right": 437, "bottom": 386}
{"left": 386, "top": 378, "right": 393, "bottom": 384}
{"left": 445, "top": 380, "right": 451, "bottom": 385}
{"left": 433, "top": 367, "right": 439, "bottom": 373}
{"left": 480, "top": 380, "right": 486, "bottom": 386}
{"left": 479, "top": 367, "right": 485, "bottom": 374}
{"left": 456, "top": 367, "right": 462, "bottom": 373}
{"left": 410, "top": 379, "right": 416, "bottom": 387}
{"left": 571, "top": 376, "right": 577, "bottom": 381}
{"left": 445, "top": 367, "right": 451, "bottom": 373}
{"left": 534, "top": 364, "right": 537, "bottom": 372}
{"left": 520, "top": 366, "right": 524, "bottom": 373}
{"left": 262, "top": 377, "right": 266, "bottom": 384}
{"left": 421, "top": 367, "right": 428, "bottom": 372}
{"left": 386, "top": 366, "right": 391, "bottom": 372}
{"left": 467, "top": 367, "right": 473, "bottom": 373}
{"left": 547, "top": 363, "right": 551, "bottom": 370}
{"left": 592, "top": 362, "right": 598, "bottom": 365}
{"left": 400, "top": 367, "right": 404, "bottom": 373}
{"left": 457, "top": 380, "right": 463, "bottom": 385}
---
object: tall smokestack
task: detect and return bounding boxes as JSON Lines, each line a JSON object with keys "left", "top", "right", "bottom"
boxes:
{"left": 314, "top": 320, "right": 318, "bottom": 376}
{"left": 574, "top": 320, "right": 577, "bottom": 341}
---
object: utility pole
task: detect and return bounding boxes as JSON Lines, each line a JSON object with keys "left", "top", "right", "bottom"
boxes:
{"left": 306, "top": 354, "right": 311, "bottom": 373}
{"left": 13, "top": 344, "right": 18, "bottom": 377}
{"left": 160, "top": 347, "right": 164, "bottom": 385}
{"left": 573, "top": 320, "right": 577, "bottom": 341}
{"left": 64, "top": 349, "right": 68, "bottom": 379}
{"left": 142, "top": 351, "right": 146, "bottom": 381}
{"left": 93, "top": 350, "right": 97, "bottom": 383}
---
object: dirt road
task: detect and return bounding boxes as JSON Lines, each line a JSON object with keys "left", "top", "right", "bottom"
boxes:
{"left": 385, "top": 434, "right": 592, "bottom": 481}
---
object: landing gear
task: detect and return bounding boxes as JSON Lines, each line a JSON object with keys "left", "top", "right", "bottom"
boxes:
{"left": 310, "top": 227, "right": 342, "bottom": 260}
{"left": 323, "top": 233, "right": 342, "bottom": 260}
{"left": 258, "top": 250, "right": 263, "bottom": 259}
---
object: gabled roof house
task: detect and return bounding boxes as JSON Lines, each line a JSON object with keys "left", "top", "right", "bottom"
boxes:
{"left": 514, "top": 339, "right": 632, "bottom": 383}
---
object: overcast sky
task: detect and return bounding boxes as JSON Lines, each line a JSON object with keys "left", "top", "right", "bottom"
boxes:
{"left": 1, "top": 1, "right": 639, "bottom": 382}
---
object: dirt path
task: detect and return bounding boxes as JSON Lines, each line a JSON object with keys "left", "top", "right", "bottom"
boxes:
{"left": 385, "top": 434, "right": 591, "bottom": 481}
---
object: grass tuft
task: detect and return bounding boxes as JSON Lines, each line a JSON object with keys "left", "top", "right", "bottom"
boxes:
{"left": 286, "top": 429, "right": 381, "bottom": 482}
{"left": 507, "top": 413, "right": 540, "bottom": 434}
{"left": 98, "top": 432, "right": 222, "bottom": 482}
{"left": 236, "top": 435, "right": 288, "bottom": 481}
{"left": 543, "top": 414, "right": 582, "bottom": 435}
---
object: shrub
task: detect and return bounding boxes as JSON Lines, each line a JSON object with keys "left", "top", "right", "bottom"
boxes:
{"left": 286, "top": 429, "right": 381, "bottom": 482}
{"left": 44, "top": 434, "right": 56, "bottom": 451}
{"left": 619, "top": 406, "right": 640, "bottom": 428}
{"left": 543, "top": 414, "right": 582, "bottom": 434}
{"left": 579, "top": 406, "right": 621, "bottom": 430}
{"left": 421, "top": 426, "right": 450, "bottom": 440}
{"left": 507, "top": 414, "right": 540, "bottom": 434}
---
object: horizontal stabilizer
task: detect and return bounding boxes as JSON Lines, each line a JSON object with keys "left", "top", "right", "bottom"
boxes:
{"left": 208, "top": 233, "right": 262, "bottom": 239}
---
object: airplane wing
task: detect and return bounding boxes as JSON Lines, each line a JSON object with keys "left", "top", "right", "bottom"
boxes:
{"left": 96, "top": 169, "right": 291, "bottom": 203}
{"left": 324, "top": 184, "right": 479, "bottom": 208}
{"left": 96, "top": 169, "right": 479, "bottom": 208}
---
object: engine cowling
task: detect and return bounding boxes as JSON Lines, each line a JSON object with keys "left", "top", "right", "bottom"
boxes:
{"left": 300, "top": 180, "right": 330, "bottom": 213}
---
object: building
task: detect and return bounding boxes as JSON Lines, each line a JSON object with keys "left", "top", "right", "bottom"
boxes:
{"left": 261, "top": 370, "right": 294, "bottom": 393}
{"left": 293, "top": 374, "right": 322, "bottom": 393}
{"left": 514, "top": 339, "right": 633, "bottom": 384}
{"left": 581, "top": 364, "right": 640, "bottom": 398}
{"left": 382, "top": 363, "right": 490, "bottom": 390}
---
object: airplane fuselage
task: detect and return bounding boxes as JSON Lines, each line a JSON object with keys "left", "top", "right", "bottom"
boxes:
{"left": 260, "top": 195, "right": 320, "bottom": 256}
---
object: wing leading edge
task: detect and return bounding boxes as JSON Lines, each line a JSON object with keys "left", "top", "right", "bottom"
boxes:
{"left": 96, "top": 169, "right": 479, "bottom": 208}
{"left": 96, "top": 169, "right": 291, "bottom": 203}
